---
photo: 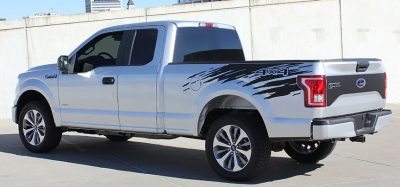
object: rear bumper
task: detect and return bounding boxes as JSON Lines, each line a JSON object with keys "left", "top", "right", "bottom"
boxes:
{"left": 312, "top": 109, "right": 392, "bottom": 140}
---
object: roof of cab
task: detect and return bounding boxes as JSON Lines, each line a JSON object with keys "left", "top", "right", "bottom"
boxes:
{"left": 99, "top": 20, "right": 235, "bottom": 33}
{"left": 69, "top": 21, "right": 236, "bottom": 57}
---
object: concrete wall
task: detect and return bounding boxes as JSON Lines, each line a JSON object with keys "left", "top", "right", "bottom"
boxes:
{"left": 0, "top": 22, "right": 30, "bottom": 118}
{"left": 340, "top": 0, "right": 400, "bottom": 105}
{"left": 0, "top": 0, "right": 399, "bottom": 119}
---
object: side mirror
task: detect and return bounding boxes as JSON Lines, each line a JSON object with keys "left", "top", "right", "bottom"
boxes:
{"left": 57, "top": 55, "right": 69, "bottom": 73}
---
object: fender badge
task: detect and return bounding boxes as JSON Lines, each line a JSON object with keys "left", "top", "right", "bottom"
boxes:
{"left": 45, "top": 74, "right": 58, "bottom": 79}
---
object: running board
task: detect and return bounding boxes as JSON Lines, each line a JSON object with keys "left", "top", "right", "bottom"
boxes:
{"left": 65, "top": 128, "right": 178, "bottom": 140}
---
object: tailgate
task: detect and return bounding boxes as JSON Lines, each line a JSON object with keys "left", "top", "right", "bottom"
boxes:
{"left": 322, "top": 58, "right": 386, "bottom": 117}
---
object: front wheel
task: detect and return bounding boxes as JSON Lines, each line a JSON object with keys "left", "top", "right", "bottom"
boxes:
{"left": 205, "top": 113, "right": 270, "bottom": 181}
{"left": 284, "top": 140, "right": 336, "bottom": 163}
{"left": 18, "top": 101, "right": 62, "bottom": 153}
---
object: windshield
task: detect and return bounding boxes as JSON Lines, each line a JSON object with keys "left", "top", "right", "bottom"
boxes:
{"left": 173, "top": 27, "right": 245, "bottom": 63}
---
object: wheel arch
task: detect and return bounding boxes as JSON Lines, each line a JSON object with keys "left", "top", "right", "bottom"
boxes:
{"left": 16, "top": 90, "right": 53, "bottom": 123}
{"left": 197, "top": 94, "right": 268, "bottom": 138}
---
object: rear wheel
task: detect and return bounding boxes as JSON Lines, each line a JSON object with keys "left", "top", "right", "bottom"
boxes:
{"left": 18, "top": 101, "right": 62, "bottom": 153}
{"left": 284, "top": 140, "right": 336, "bottom": 163}
{"left": 205, "top": 113, "right": 270, "bottom": 181}
{"left": 105, "top": 135, "right": 131, "bottom": 142}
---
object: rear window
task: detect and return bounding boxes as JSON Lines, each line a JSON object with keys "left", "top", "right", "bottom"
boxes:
{"left": 173, "top": 27, "right": 245, "bottom": 63}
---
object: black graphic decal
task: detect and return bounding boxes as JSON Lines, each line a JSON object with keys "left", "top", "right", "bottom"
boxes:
{"left": 183, "top": 63, "right": 312, "bottom": 99}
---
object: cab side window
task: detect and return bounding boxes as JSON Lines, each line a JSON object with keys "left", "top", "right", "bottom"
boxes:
{"left": 130, "top": 29, "right": 158, "bottom": 66}
{"left": 75, "top": 32, "right": 123, "bottom": 73}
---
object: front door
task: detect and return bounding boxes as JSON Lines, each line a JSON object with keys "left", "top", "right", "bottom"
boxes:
{"left": 59, "top": 31, "right": 129, "bottom": 130}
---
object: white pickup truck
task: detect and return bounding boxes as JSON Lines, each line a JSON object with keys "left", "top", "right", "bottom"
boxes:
{"left": 13, "top": 21, "right": 392, "bottom": 181}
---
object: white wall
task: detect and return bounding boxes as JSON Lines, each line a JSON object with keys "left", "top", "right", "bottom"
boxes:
{"left": 0, "top": 22, "right": 30, "bottom": 118}
{"left": 340, "top": 0, "right": 400, "bottom": 103}
{"left": 250, "top": 0, "right": 342, "bottom": 60}
{"left": 146, "top": 0, "right": 254, "bottom": 59}
{"left": 25, "top": 10, "right": 147, "bottom": 67}
{"left": 0, "top": 0, "right": 399, "bottom": 119}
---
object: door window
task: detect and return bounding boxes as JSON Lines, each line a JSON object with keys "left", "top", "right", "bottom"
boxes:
{"left": 75, "top": 32, "right": 123, "bottom": 73}
{"left": 130, "top": 29, "right": 158, "bottom": 66}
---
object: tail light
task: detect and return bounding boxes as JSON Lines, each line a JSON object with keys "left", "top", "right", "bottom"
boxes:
{"left": 297, "top": 75, "right": 327, "bottom": 107}
{"left": 384, "top": 73, "right": 387, "bottom": 99}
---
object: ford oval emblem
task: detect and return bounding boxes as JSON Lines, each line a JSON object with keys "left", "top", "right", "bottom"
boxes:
{"left": 356, "top": 78, "right": 366, "bottom": 88}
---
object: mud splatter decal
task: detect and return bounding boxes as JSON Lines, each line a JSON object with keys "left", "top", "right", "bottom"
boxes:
{"left": 182, "top": 63, "right": 312, "bottom": 99}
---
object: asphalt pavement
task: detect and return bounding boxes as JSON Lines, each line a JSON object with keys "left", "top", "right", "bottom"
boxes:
{"left": 0, "top": 104, "right": 399, "bottom": 187}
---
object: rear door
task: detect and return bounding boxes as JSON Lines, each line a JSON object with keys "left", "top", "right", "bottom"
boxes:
{"left": 118, "top": 26, "right": 165, "bottom": 133}
{"left": 323, "top": 59, "right": 386, "bottom": 117}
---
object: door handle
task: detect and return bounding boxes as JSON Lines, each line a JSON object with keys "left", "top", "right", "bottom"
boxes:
{"left": 102, "top": 77, "right": 115, "bottom": 85}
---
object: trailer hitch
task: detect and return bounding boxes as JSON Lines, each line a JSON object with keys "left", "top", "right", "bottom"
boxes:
{"left": 350, "top": 135, "right": 366, "bottom": 143}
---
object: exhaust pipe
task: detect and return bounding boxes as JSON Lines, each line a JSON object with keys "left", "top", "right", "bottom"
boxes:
{"left": 350, "top": 135, "right": 366, "bottom": 143}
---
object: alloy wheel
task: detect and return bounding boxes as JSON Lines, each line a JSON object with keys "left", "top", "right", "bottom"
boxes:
{"left": 23, "top": 110, "right": 46, "bottom": 146}
{"left": 213, "top": 125, "right": 252, "bottom": 172}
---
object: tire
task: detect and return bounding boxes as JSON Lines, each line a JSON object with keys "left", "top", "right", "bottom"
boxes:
{"left": 284, "top": 140, "right": 336, "bottom": 163}
{"left": 205, "top": 113, "right": 270, "bottom": 181}
{"left": 18, "top": 101, "right": 62, "bottom": 153}
{"left": 105, "top": 135, "right": 131, "bottom": 142}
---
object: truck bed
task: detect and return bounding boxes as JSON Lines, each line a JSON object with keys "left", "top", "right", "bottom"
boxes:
{"left": 162, "top": 58, "right": 386, "bottom": 137}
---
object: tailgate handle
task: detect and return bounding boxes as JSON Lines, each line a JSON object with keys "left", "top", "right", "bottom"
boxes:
{"left": 356, "top": 61, "right": 370, "bottom": 72}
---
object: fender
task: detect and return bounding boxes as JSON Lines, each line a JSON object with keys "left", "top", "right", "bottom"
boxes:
{"left": 192, "top": 80, "right": 273, "bottom": 136}
{"left": 15, "top": 78, "right": 61, "bottom": 126}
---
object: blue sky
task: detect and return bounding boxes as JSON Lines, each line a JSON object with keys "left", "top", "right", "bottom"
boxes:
{"left": 0, "top": 0, "right": 177, "bottom": 20}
